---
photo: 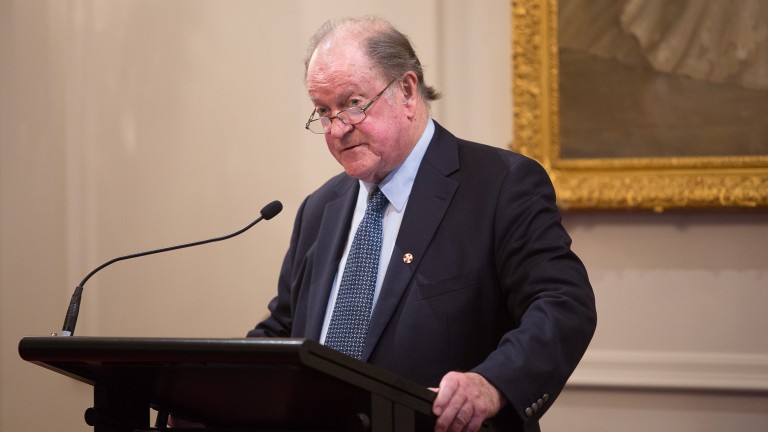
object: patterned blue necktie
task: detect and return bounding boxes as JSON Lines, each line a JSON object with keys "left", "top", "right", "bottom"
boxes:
{"left": 325, "top": 188, "right": 389, "bottom": 359}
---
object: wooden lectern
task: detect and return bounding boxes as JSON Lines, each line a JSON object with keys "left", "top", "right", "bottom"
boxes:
{"left": 19, "top": 337, "right": 493, "bottom": 432}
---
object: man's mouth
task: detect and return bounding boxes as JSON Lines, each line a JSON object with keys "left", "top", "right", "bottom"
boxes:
{"left": 341, "top": 142, "right": 364, "bottom": 152}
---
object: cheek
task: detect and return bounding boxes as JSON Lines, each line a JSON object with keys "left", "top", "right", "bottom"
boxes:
{"left": 325, "top": 138, "right": 346, "bottom": 164}
{"left": 362, "top": 124, "right": 393, "bottom": 154}
{"left": 367, "top": 125, "right": 403, "bottom": 162}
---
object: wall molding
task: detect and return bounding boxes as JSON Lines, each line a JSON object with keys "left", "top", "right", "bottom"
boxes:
{"left": 568, "top": 349, "right": 768, "bottom": 393}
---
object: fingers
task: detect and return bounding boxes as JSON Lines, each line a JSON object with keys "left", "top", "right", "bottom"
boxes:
{"left": 433, "top": 373, "right": 468, "bottom": 431}
{"left": 432, "top": 372, "right": 458, "bottom": 417}
{"left": 432, "top": 372, "right": 504, "bottom": 432}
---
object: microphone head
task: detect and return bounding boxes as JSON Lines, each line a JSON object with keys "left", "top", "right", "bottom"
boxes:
{"left": 260, "top": 200, "right": 283, "bottom": 220}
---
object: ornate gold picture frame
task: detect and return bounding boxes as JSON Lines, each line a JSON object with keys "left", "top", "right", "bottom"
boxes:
{"left": 511, "top": 0, "right": 768, "bottom": 211}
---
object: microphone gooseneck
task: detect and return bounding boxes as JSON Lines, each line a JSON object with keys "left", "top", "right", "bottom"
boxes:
{"left": 59, "top": 200, "right": 283, "bottom": 336}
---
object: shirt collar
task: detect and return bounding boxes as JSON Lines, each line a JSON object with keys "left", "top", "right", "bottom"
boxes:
{"left": 360, "top": 118, "right": 435, "bottom": 211}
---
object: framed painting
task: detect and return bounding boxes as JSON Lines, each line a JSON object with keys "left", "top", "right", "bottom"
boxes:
{"left": 511, "top": 0, "right": 768, "bottom": 211}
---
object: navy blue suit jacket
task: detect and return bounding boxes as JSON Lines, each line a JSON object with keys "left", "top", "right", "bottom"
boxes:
{"left": 248, "top": 122, "right": 596, "bottom": 430}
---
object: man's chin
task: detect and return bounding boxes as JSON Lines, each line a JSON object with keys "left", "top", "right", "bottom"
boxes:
{"left": 341, "top": 161, "right": 379, "bottom": 183}
{"left": 345, "top": 171, "right": 377, "bottom": 184}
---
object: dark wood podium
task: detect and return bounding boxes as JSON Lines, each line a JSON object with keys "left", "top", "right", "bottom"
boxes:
{"left": 19, "top": 337, "right": 477, "bottom": 432}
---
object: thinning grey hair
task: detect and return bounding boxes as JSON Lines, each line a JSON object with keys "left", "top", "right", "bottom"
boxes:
{"left": 304, "top": 17, "right": 441, "bottom": 104}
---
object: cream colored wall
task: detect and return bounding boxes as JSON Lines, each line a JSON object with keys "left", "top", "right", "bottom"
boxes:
{"left": 1, "top": 1, "right": 766, "bottom": 431}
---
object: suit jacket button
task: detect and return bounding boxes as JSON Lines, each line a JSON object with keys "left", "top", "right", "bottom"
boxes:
{"left": 532, "top": 402, "right": 539, "bottom": 413}
{"left": 525, "top": 407, "right": 533, "bottom": 417}
{"left": 543, "top": 394, "right": 550, "bottom": 402}
{"left": 537, "top": 398, "right": 544, "bottom": 406}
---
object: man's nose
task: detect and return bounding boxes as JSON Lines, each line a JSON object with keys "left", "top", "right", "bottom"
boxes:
{"left": 327, "top": 117, "right": 353, "bottom": 138}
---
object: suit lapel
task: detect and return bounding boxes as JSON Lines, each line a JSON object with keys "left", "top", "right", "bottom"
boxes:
{"left": 361, "top": 123, "right": 460, "bottom": 360}
{"left": 304, "top": 178, "right": 358, "bottom": 341}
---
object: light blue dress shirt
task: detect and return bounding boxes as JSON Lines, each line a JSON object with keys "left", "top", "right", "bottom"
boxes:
{"left": 320, "top": 118, "right": 435, "bottom": 343}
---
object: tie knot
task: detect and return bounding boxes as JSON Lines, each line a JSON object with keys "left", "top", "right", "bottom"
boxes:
{"left": 367, "top": 188, "right": 389, "bottom": 215}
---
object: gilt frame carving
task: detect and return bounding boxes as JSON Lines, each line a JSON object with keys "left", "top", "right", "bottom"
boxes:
{"left": 511, "top": 0, "right": 768, "bottom": 211}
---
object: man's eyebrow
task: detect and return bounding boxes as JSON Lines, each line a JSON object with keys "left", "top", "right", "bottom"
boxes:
{"left": 310, "top": 89, "right": 361, "bottom": 107}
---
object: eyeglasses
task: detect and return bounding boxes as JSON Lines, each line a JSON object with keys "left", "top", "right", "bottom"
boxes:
{"left": 305, "top": 78, "right": 397, "bottom": 134}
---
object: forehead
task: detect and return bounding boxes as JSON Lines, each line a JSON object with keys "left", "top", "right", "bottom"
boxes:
{"left": 306, "top": 39, "right": 380, "bottom": 98}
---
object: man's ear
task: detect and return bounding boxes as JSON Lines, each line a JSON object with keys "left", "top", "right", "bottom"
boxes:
{"left": 401, "top": 71, "right": 419, "bottom": 102}
{"left": 401, "top": 71, "right": 420, "bottom": 116}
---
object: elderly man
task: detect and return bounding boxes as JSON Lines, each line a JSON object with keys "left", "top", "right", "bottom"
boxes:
{"left": 248, "top": 17, "right": 596, "bottom": 432}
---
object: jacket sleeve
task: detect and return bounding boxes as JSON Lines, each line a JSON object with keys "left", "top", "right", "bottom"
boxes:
{"left": 472, "top": 156, "right": 597, "bottom": 424}
{"left": 246, "top": 197, "right": 309, "bottom": 338}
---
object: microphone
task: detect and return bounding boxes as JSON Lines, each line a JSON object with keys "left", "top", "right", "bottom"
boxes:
{"left": 58, "top": 200, "right": 283, "bottom": 336}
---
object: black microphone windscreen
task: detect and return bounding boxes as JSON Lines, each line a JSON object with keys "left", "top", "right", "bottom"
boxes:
{"left": 260, "top": 200, "right": 283, "bottom": 220}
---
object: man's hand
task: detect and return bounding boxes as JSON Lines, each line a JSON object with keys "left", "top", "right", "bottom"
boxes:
{"left": 431, "top": 371, "right": 506, "bottom": 432}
